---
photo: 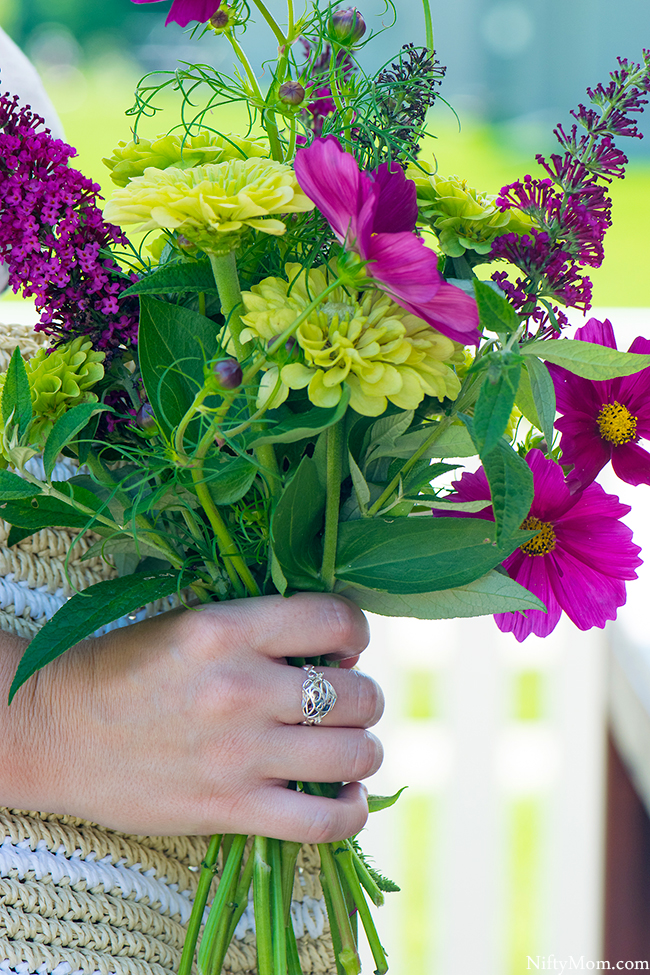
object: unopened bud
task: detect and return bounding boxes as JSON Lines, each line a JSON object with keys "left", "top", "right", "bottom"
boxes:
{"left": 330, "top": 7, "right": 366, "bottom": 45}
{"left": 213, "top": 358, "right": 242, "bottom": 389}
{"left": 209, "top": 5, "right": 232, "bottom": 30}
{"left": 279, "top": 81, "right": 306, "bottom": 107}
{"left": 135, "top": 402, "right": 157, "bottom": 430}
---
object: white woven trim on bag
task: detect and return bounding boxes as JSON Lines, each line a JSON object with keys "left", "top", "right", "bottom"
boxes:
{"left": 0, "top": 841, "right": 193, "bottom": 924}
{"left": 0, "top": 962, "right": 111, "bottom": 975}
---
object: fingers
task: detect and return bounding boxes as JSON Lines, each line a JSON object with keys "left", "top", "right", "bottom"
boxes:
{"left": 193, "top": 592, "right": 370, "bottom": 662}
{"left": 268, "top": 664, "right": 384, "bottom": 728}
{"left": 249, "top": 781, "right": 370, "bottom": 843}
{"left": 265, "top": 726, "right": 383, "bottom": 783}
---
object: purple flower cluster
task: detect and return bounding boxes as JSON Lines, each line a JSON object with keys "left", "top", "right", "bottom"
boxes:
{"left": 0, "top": 93, "right": 139, "bottom": 350}
{"left": 490, "top": 51, "right": 650, "bottom": 336}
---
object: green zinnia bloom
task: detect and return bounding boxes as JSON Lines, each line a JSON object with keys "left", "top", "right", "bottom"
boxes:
{"left": 406, "top": 169, "right": 535, "bottom": 258}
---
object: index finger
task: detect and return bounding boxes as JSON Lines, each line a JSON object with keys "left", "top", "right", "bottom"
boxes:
{"left": 196, "top": 592, "right": 370, "bottom": 662}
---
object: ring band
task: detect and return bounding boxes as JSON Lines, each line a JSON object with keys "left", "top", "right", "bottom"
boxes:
{"left": 301, "top": 665, "right": 338, "bottom": 725}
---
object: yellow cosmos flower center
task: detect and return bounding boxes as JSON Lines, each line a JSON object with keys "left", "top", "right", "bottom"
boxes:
{"left": 520, "top": 516, "right": 557, "bottom": 556}
{"left": 597, "top": 400, "right": 637, "bottom": 445}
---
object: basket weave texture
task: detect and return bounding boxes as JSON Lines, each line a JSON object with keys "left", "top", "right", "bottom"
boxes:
{"left": 0, "top": 322, "right": 335, "bottom": 975}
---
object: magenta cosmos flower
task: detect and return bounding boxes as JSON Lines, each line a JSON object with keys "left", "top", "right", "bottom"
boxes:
{"left": 131, "top": 0, "right": 220, "bottom": 27}
{"left": 548, "top": 317, "right": 650, "bottom": 490}
{"left": 444, "top": 449, "right": 641, "bottom": 641}
{"left": 293, "top": 136, "right": 481, "bottom": 346}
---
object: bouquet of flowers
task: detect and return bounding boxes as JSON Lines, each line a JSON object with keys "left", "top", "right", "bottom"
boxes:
{"left": 1, "top": 0, "right": 650, "bottom": 971}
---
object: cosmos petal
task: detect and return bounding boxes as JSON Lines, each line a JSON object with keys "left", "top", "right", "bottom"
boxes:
{"left": 611, "top": 440, "right": 650, "bottom": 486}
{"left": 130, "top": 0, "right": 221, "bottom": 27}
{"left": 365, "top": 232, "right": 441, "bottom": 303}
{"left": 370, "top": 163, "right": 419, "bottom": 234}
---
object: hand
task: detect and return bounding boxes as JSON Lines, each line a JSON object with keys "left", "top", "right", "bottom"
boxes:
{"left": 0, "top": 593, "right": 383, "bottom": 842}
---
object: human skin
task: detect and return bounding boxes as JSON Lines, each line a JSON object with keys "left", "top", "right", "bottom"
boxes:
{"left": 0, "top": 592, "right": 384, "bottom": 842}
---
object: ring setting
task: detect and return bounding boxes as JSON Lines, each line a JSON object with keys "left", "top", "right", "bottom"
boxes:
{"left": 301, "top": 665, "right": 337, "bottom": 725}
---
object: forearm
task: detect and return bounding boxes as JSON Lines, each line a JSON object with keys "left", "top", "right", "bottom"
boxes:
{"left": 0, "top": 632, "right": 51, "bottom": 809}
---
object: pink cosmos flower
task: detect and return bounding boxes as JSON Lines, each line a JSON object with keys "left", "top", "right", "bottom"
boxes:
{"left": 548, "top": 317, "right": 650, "bottom": 490}
{"left": 293, "top": 136, "right": 481, "bottom": 346}
{"left": 443, "top": 449, "right": 641, "bottom": 641}
{"left": 131, "top": 0, "right": 220, "bottom": 27}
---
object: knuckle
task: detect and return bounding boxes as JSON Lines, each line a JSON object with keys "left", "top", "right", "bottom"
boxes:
{"left": 350, "top": 673, "right": 384, "bottom": 727}
{"left": 345, "top": 730, "right": 383, "bottom": 781}
{"left": 320, "top": 596, "right": 369, "bottom": 652}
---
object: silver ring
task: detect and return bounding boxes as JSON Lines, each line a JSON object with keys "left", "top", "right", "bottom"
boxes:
{"left": 301, "top": 665, "right": 337, "bottom": 725}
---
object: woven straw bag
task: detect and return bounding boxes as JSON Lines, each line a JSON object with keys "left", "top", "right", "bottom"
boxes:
{"left": 0, "top": 322, "right": 335, "bottom": 975}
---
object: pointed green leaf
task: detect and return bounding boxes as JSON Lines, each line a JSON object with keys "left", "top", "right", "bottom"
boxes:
{"left": 515, "top": 365, "right": 542, "bottom": 430}
{"left": 249, "top": 391, "right": 350, "bottom": 449}
{"left": 43, "top": 404, "right": 112, "bottom": 478}
{"left": 139, "top": 295, "right": 220, "bottom": 438}
{"left": 335, "top": 517, "right": 533, "bottom": 593}
{"left": 524, "top": 356, "right": 556, "bottom": 446}
{"left": 203, "top": 454, "right": 257, "bottom": 505}
{"left": 0, "top": 470, "right": 41, "bottom": 502}
{"left": 2, "top": 348, "right": 32, "bottom": 437}
{"left": 337, "top": 569, "right": 545, "bottom": 619}
{"left": 271, "top": 456, "right": 325, "bottom": 589}
{"left": 367, "top": 787, "right": 407, "bottom": 813}
{"left": 473, "top": 360, "right": 521, "bottom": 457}
{"left": 9, "top": 571, "right": 197, "bottom": 701}
{"left": 121, "top": 260, "right": 219, "bottom": 296}
{"left": 474, "top": 279, "right": 520, "bottom": 335}
{"left": 348, "top": 452, "right": 370, "bottom": 511}
{"left": 522, "top": 338, "right": 650, "bottom": 380}
{"left": 386, "top": 422, "right": 476, "bottom": 460}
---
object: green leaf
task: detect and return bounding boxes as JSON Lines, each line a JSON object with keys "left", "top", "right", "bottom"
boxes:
{"left": 364, "top": 411, "right": 414, "bottom": 465}
{"left": 335, "top": 517, "right": 533, "bottom": 593}
{"left": 0, "top": 496, "right": 97, "bottom": 535}
{"left": 523, "top": 356, "right": 556, "bottom": 445}
{"left": 348, "top": 451, "right": 370, "bottom": 512}
{"left": 248, "top": 391, "right": 350, "bottom": 449}
{"left": 203, "top": 454, "right": 257, "bottom": 505}
{"left": 474, "top": 279, "right": 520, "bottom": 336}
{"left": 405, "top": 498, "right": 493, "bottom": 512}
{"left": 515, "top": 365, "right": 541, "bottom": 430}
{"left": 121, "top": 261, "right": 219, "bottom": 296}
{"left": 337, "top": 569, "right": 545, "bottom": 619}
{"left": 81, "top": 533, "right": 170, "bottom": 564}
{"left": 367, "top": 787, "right": 408, "bottom": 813}
{"left": 2, "top": 347, "right": 33, "bottom": 438}
{"left": 522, "top": 338, "right": 650, "bottom": 380}
{"left": 386, "top": 422, "right": 476, "bottom": 460}
{"left": 9, "top": 571, "right": 196, "bottom": 701}
{"left": 138, "top": 295, "right": 220, "bottom": 438}
{"left": 271, "top": 456, "right": 325, "bottom": 589}
{"left": 469, "top": 425, "right": 533, "bottom": 545}
{"left": 0, "top": 470, "right": 41, "bottom": 502}
{"left": 473, "top": 359, "right": 521, "bottom": 457}
{"left": 42, "top": 404, "right": 112, "bottom": 478}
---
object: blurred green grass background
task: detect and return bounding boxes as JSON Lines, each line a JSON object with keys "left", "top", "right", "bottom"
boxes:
{"left": 46, "top": 67, "right": 650, "bottom": 308}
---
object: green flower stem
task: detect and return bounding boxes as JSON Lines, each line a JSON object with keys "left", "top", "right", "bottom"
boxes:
{"left": 286, "top": 0, "right": 295, "bottom": 37}
{"left": 249, "top": 0, "right": 287, "bottom": 46}
{"left": 320, "top": 419, "right": 345, "bottom": 591}
{"left": 318, "top": 843, "right": 361, "bottom": 975}
{"left": 178, "top": 833, "right": 222, "bottom": 975}
{"left": 286, "top": 919, "right": 304, "bottom": 975}
{"left": 199, "top": 291, "right": 207, "bottom": 317}
{"left": 270, "top": 839, "right": 288, "bottom": 974}
{"left": 346, "top": 841, "right": 384, "bottom": 908}
{"left": 191, "top": 469, "right": 259, "bottom": 597}
{"left": 205, "top": 845, "right": 255, "bottom": 975}
{"left": 209, "top": 251, "right": 249, "bottom": 361}
{"left": 226, "top": 31, "right": 283, "bottom": 162}
{"left": 198, "top": 834, "right": 248, "bottom": 974}
{"left": 421, "top": 0, "right": 434, "bottom": 52}
{"left": 255, "top": 442, "right": 281, "bottom": 498}
{"left": 174, "top": 387, "right": 209, "bottom": 460}
{"left": 334, "top": 845, "right": 388, "bottom": 975}
{"left": 321, "top": 873, "right": 346, "bottom": 975}
{"left": 253, "top": 836, "right": 274, "bottom": 975}
{"left": 367, "top": 414, "right": 455, "bottom": 517}
{"left": 280, "top": 841, "right": 302, "bottom": 925}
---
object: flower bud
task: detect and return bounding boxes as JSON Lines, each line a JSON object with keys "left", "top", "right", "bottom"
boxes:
{"left": 330, "top": 7, "right": 366, "bottom": 46}
{"left": 279, "top": 81, "right": 306, "bottom": 107}
{"left": 209, "top": 6, "right": 233, "bottom": 30}
{"left": 213, "top": 358, "right": 242, "bottom": 389}
{"left": 135, "top": 402, "right": 157, "bottom": 430}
